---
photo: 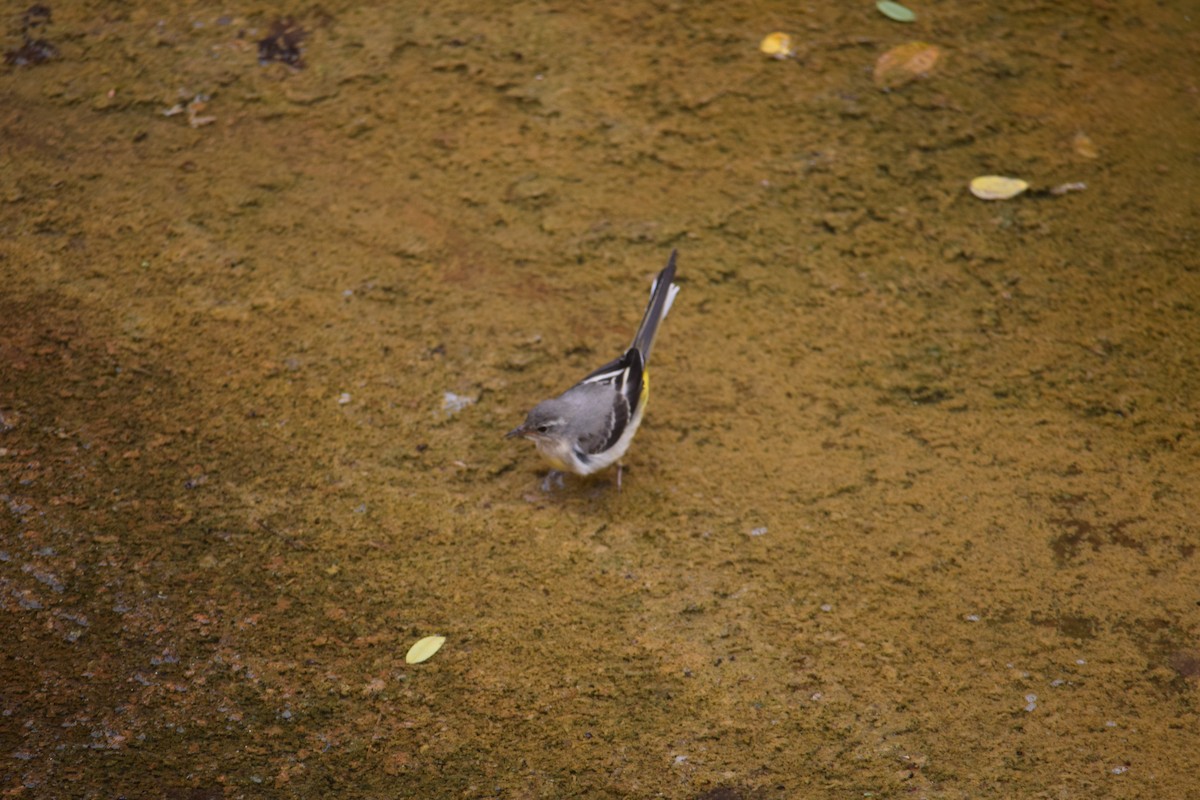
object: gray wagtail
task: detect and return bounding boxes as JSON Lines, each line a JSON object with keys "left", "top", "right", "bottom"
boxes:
{"left": 507, "top": 251, "right": 680, "bottom": 488}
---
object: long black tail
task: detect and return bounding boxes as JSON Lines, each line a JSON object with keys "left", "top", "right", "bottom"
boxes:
{"left": 630, "top": 250, "right": 680, "bottom": 365}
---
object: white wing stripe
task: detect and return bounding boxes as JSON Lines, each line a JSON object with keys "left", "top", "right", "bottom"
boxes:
{"left": 581, "top": 365, "right": 628, "bottom": 386}
{"left": 660, "top": 283, "right": 680, "bottom": 319}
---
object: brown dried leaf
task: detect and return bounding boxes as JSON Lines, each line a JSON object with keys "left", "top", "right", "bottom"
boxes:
{"left": 874, "top": 42, "right": 941, "bottom": 90}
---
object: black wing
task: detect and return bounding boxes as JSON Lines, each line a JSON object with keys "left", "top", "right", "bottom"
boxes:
{"left": 577, "top": 347, "right": 644, "bottom": 454}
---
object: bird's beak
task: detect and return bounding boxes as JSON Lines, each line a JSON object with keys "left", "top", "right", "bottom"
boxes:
{"left": 505, "top": 425, "right": 528, "bottom": 439}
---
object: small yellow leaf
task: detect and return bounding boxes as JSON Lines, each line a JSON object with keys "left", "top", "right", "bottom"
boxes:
{"left": 969, "top": 175, "right": 1030, "bottom": 200}
{"left": 405, "top": 635, "right": 446, "bottom": 665}
{"left": 759, "top": 32, "right": 794, "bottom": 60}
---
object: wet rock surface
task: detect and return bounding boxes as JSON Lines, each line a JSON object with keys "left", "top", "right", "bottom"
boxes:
{"left": 1, "top": 2, "right": 1197, "bottom": 797}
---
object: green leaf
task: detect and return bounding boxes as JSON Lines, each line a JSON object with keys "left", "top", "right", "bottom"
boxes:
{"left": 877, "top": 1, "right": 917, "bottom": 23}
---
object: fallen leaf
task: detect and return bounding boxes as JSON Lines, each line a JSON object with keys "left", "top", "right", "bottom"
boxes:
{"left": 405, "top": 635, "right": 446, "bottom": 665}
{"left": 969, "top": 175, "right": 1029, "bottom": 200}
{"left": 1072, "top": 131, "right": 1099, "bottom": 159}
{"left": 874, "top": 41, "right": 941, "bottom": 89}
{"left": 877, "top": 1, "right": 917, "bottom": 23}
{"left": 759, "top": 32, "right": 794, "bottom": 60}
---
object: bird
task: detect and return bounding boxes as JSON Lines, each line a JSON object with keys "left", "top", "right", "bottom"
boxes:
{"left": 507, "top": 251, "right": 680, "bottom": 489}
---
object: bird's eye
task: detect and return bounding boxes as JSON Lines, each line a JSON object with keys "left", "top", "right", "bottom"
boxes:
{"left": 536, "top": 425, "right": 549, "bottom": 433}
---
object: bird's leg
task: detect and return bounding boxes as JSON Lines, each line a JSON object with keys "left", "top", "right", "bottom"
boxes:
{"left": 541, "top": 470, "right": 565, "bottom": 492}
{"left": 616, "top": 463, "right": 623, "bottom": 492}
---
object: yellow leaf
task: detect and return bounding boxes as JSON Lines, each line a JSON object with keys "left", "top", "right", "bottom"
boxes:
{"left": 969, "top": 176, "right": 1030, "bottom": 200}
{"left": 759, "top": 32, "right": 794, "bottom": 60}
{"left": 405, "top": 635, "right": 446, "bottom": 665}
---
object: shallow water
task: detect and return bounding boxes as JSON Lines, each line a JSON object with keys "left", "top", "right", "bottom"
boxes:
{"left": 2, "top": 2, "right": 1197, "bottom": 797}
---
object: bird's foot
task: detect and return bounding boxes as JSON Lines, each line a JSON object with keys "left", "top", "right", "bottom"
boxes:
{"left": 541, "top": 470, "right": 565, "bottom": 492}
